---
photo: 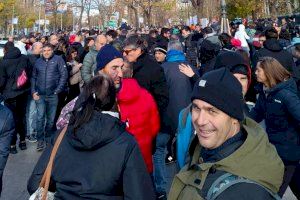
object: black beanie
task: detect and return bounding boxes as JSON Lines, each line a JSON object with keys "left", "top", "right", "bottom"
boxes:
{"left": 154, "top": 46, "right": 167, "bottom": 55}
{"left": 214, "top": 51, "right": 248, "bottom": 76}
{"left": 191, "top": 68, "right": 244, "bottom": 121}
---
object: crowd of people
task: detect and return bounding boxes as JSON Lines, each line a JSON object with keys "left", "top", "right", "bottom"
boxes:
{"left": 0, "top": 17, "right": 299, "bottom": 199}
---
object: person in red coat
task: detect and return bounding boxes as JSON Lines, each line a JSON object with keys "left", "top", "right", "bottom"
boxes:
{"left": 117, "top": 78, "right": 160, "bottom": 173}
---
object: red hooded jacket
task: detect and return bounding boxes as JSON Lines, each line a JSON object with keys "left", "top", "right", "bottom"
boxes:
{"left": 117, "top": 78, "right": 160, "bottom": 173}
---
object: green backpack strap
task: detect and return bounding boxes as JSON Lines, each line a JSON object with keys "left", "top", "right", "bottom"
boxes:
{"left": 206, "top": 173, "right": 281, "bottom": 200}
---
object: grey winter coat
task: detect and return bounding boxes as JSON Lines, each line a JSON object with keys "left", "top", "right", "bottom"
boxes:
{"left": 81, "top": 46, "right": 98, "bottom": 84}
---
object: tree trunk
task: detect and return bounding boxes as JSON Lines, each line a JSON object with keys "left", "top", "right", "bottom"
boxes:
{"left": 87, "top": 12, "right": 91, "bottom": 29}
{"left": 196, "top": 5, "right": 202, "bottom": 23}
{"left": 286, "top": 0, "right": 293, "bottom": 14}
{"left": 252, "top": 10, "right": 256, "bottom": 20}
{"left": 54, "top": 12, "right": 57, "bottom": 32}
{"left": 129, "top": 5, "right": 139, "bottom": 28}
{"left": 145, "top": 12, "right": 151, "bottom": 26}
{"left": 294, "top": 0, "right": 300, "bottom": 10}
{"left": 78, "top": 0, "right": 84, "bottom": 30}
{"left": 269, "top": 0, "right": 277, "bottom": 17}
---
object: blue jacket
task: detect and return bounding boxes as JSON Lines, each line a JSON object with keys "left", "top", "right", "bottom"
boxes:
{"left": 249, "top": 78, "right": 300, "bottom": 164}
{"left": 31, "top": 55, "right": 68, "bottom": 95}
{"left": 0, "top": 104, "right": 14, "bottom": 194}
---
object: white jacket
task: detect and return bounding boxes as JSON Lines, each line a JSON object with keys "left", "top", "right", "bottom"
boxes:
{"left": 234, "top": 24, "right": 250, "bottom": 50}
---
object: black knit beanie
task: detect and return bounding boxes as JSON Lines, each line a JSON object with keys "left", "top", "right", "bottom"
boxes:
{"left": 191, "top": 68, "right": 244, "bottom": 121}
{"left": 214, "top": 51, "right": 248, "bottom": 76}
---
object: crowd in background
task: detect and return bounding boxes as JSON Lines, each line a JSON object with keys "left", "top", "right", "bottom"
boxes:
{"left": 0, "top": 17, "right": 299, "bottom": 199}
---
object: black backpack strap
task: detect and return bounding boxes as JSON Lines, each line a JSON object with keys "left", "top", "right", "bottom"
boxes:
{"left": 206, "top": 173, "right": 281, "bottom": 200}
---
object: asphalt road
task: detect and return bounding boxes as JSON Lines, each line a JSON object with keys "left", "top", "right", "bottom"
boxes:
{"left": 1, "top": 142, "right": 297, "bottom": 200}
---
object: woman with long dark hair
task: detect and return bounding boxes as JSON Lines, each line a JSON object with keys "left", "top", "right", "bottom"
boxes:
{"left": 66, "top": 46, "right": 82, "bottom": 103}
{"left": 250, "top": 57, "right": 300, "bottom": 197}
{"left": 28, "top": 74, "right": 155, "bottom": 199}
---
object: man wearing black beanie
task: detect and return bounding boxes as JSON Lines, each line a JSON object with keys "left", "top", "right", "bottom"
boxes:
{"left": 169, "top": 68, "right": 284, "bottom": 200}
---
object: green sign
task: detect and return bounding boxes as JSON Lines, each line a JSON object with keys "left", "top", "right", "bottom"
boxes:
{"left": 108, "top": 20, "right": 117, "bottom": 28}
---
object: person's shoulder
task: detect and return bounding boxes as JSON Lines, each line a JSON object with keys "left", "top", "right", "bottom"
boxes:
{"left": 116, "top": 130, "right": 138, "bottom": 149}
{"left": 143, "top": 56, "right": 162, "bottom": 70}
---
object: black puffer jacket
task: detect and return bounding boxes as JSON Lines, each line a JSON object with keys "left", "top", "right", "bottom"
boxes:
{"left": 0, "top": 47, "right": 30, "bottom": 100}
{"left": 31, "top": 54, "right": 68, "bottom": 95}
{"left": 254, "top": 39, "right": 295, "bottom": 72}
{"left": 27, "top": 111, "right": 155, "bottom": 200}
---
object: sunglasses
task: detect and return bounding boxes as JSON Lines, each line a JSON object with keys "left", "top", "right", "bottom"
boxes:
{"left": 123, "top": 48, "right": 136, "bottom": 55}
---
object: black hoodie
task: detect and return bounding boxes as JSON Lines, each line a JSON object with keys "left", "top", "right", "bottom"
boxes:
{"left": 0, "top": 47, "right": 30, "bottom": 100}
{"left": 254, "top": 38, "right": 296, "bottom": 73}
{"left": 28, "top": 111, "right": 155, "bottom": 200}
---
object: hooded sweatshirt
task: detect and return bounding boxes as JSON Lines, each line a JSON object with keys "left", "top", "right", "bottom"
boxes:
{"left": 254, "top": 38, "right": 296, "bottom": 73}
{"left": 28, "top": 111, "right": 155, "bottom": 200}
{"left": 0, "top": 47, "right": 30, "bottom": 100}
{"left": 168, "top": 117, "right": 284, "bottom": 200}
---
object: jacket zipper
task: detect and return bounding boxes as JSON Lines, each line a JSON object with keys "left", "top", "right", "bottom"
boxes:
{"left": 45, "top": 59, "right": 48, "bottom": 94}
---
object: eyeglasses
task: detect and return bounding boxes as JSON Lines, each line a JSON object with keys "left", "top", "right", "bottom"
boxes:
{"left": 123, "top": 49, "right": 136, "bottom": 55}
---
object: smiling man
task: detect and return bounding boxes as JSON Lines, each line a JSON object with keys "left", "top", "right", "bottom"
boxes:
{"left": 168, "top": 68, "right": 284, "bottom": 200}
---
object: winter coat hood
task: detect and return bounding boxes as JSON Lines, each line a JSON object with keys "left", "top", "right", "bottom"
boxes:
{"left": 188, "top": 117, "right": 284, "bottom": 193}
{"left": 264, "top": 39, "right": 283, "bottom": 52}
{"left": 166, "top": 50, "right": 186, "bottom": 62}
{"left": 68, "top": 111, "right": 125, "bottom": 150}
{"left": 3, "top": 47, "right": 21, "bottom": 59}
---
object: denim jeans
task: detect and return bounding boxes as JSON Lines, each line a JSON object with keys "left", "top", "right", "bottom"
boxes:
{"left": 26, "top": 97, "right": 37, "bottom": 136}
{"left": 153, "top": 133, "right": 170, "bottom": 194}
{"left": 35, "top": 94, "right": 58, "bottom": 142}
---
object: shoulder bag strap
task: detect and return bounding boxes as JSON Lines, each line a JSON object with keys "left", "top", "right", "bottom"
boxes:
{"left": 39, "top": 126, "right": 68, "bottom": 200}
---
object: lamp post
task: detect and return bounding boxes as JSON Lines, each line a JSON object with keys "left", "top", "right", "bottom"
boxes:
{"left": 181, "top": 0, "right": 189, "bottom": 25}
{"left": 11, "top": 5, "right": 15, "bottom": 36}
{"left": 220, "top": 0, "right": 230, "bottom": 35}
{"left": 37, "top": 1, "right": 42, "bottom": 33}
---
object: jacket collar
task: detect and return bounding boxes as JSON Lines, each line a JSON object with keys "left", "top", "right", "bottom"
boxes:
{"left": 133, "top": 53, "right": 147, "bottom": 72}
{"left": 42, "top": 53, "right": 54, "bottom": 61}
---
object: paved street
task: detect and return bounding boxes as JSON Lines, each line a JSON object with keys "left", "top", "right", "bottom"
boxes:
{"left": 1, "top": 142, "right": 298, "bottom": 200}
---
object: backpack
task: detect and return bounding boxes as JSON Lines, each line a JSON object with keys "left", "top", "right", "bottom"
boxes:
{"left": 206, "top": 173, "right": 281, "bottom": 200}
{"left": 12, "top": 62, "right": 29, "bottom": 90}
{"left": 169, "top": 170, "right": 281, "bottom": 200}
{"left": 16, "top": 69, "right": 28, "bottom": 89}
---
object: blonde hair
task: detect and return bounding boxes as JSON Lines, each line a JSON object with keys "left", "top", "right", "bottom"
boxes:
{"left": 257, "top": 57, "right": 291, "bottom": 88}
